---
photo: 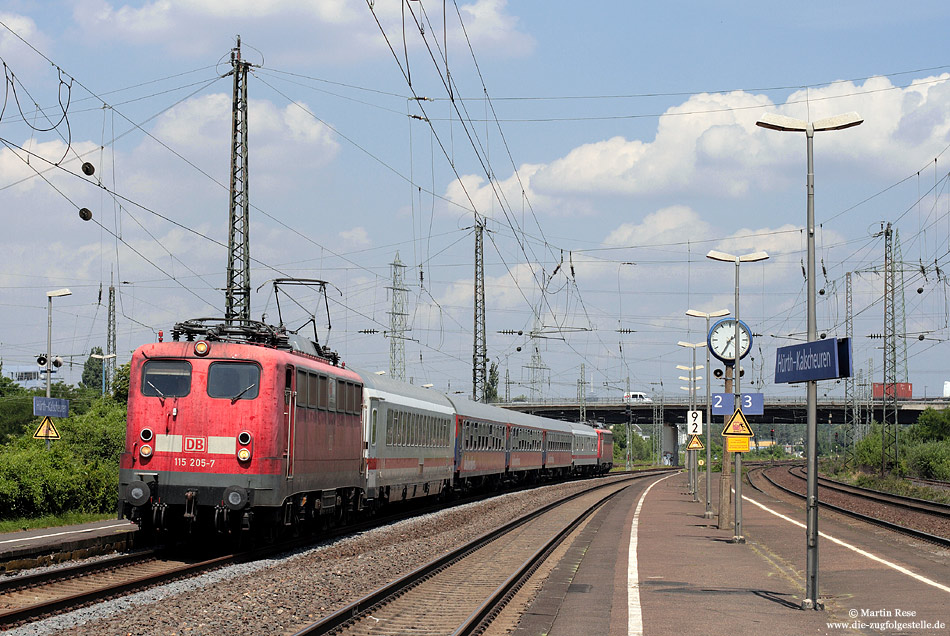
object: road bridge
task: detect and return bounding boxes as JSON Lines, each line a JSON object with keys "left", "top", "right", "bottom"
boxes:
{"left": 500, "top": 395, "right": 945, "bottom": 431}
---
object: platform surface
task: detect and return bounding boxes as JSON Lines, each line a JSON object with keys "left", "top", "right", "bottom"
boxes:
{"left": 516, "top": 471, "right": 950, "bottom": 635}
{"left": 0, "top": 518, "right": 137, "bottom": 571}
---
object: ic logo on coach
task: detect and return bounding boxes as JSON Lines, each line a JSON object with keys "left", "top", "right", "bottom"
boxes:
{"left": 184, "top": 436, "right": 207, "bottom": 453}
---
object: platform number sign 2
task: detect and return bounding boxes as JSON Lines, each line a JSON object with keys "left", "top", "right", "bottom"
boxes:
{"left": 687, "top": 410, "right": 703, "bottom": 435}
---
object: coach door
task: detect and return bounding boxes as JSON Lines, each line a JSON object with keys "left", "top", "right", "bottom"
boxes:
{"left": 284, "top": 365, "right": 296, "bottom": 479}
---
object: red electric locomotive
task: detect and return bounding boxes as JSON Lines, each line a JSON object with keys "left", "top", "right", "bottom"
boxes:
{"left": 118, "top": 319, "right": 364, "bottom": 534}
{"left": 595, "top": 427, "right": 614, "bottom": 474}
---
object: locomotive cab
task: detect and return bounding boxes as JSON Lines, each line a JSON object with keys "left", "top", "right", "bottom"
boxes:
{"left": 118, "top": 320, "right": 365, "bottom": 537}
{"left": 119, "top": 340, "right": 274, "bottom": 534}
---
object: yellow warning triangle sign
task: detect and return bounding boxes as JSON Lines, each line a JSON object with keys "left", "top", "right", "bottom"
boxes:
{"left": 33, "top": 416, "right": 61, "bottom": 440}
{"left": 720, "top": 408, "right": 754, "bottom": 437}
{"left": 686, "top": 434, "right": 705, "bottom": 451}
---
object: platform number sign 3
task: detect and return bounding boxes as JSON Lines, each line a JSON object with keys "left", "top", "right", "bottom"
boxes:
{"left": 687, "top": 410, "right": 703, "bottom": 435}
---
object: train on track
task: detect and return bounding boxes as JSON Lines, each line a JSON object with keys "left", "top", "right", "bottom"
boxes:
{"left": 118, "top": 318, "right": 613, "bottom": 535}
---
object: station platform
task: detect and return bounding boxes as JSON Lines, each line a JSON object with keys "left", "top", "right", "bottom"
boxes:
{"left": 0, "top": 518, "right": 137, "bottom": 573}
{"left": 515, "top": 471, "right": 950, "bottom": 635}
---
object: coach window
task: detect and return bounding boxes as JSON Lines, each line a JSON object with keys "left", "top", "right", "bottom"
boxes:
{"left": 207, "top": 362, "right": 260, "bottom": 401}
{"left": 142, "top": 360, "right": 192, "bottom": 397}
{"left": 371, "top": 408, "right": 378, "bottom": 445}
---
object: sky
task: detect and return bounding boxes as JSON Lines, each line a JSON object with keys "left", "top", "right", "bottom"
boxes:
{"left": 3, "top": 1, "right": 950, "bottom": 404}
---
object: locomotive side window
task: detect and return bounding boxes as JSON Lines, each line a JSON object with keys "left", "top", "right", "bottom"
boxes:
{"left": 309, "top": 374, "right": 318, "bottom": 409}
{"left": 296, "top": 370, "right": 309, "bottom": 407}
{"left": 142, "top": 360, "right": 191, "bottom": 397}
{"left": 208, "top": 362, "right": 260, "bottom": 401}
{"left": 328, "top": 378, "right": 337, "bottom": 410}
{"left": 318, "top": 375, "right": 329, "bottom": 409}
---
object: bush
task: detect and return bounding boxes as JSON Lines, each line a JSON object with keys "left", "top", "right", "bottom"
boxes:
{"left": 903, "top": 441, "right": 950, "bottom": 480}
{"left": 0, "top": 397, "right": 127, "bottom": 520}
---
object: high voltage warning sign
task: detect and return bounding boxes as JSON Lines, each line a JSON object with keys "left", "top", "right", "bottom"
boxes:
{"left": 33, "top": 416, "right": 61, "bottom": 440}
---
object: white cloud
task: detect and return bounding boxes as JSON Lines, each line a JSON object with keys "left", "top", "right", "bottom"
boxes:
{"left": 69, "top": 0, "right": 531, "bottom": 62}
{"left": 0, "top": 12, "right": 52, "bottom": 69}
{"left": 493, "top": 75, "right": 950, "bottom": 208}
{"left": 455, "top": 0, "right": 534, "bottom": 57}
{"left": 339, "top": 226, "right": 371, "bottom": 249}
{"left": 142, "top": 93, "right": 339, "bottom": 195}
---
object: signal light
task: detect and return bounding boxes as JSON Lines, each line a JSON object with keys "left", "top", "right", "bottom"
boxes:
{"left": 52, "top": 356, "right": 63, "bottom": 368}
{"left": 36, "top": 354, "right": 47, "bottom": 366}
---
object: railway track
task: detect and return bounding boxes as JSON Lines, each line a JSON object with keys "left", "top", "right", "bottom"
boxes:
{"left": 751, "top": 465, "right": 950, "bottom": 547}
{"left": 1, "top": 470, "right": 668, "bottom": 630}
{"left": 0, "top": 548, "right": 237, "bottom": 627}
{"left": 291, "top": 471, "right": 666, "bottom": 636}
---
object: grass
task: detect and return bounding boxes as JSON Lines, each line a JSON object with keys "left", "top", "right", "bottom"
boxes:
{"left": 0, "top": 511, "right": 116, "bottom": 534}
{"left": 822, "top": 462, "right": 950, "bottom": 506}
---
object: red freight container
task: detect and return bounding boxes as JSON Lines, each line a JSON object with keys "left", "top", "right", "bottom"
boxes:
{"left": 872, "top": 382, "right": 912, "bottom": 399}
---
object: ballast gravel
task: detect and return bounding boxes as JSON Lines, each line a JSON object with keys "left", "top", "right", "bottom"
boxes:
{"left": 9, "top": 476, "right": 628, "bottom": 636}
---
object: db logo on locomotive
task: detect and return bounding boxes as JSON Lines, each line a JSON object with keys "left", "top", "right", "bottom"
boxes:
{"left": 184, "top": 436, "right": 207, "bottom": 453}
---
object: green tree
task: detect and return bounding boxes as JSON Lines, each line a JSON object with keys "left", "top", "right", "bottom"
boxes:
{"left": 80, "top": 347, "right": 105, "bottom": 393}
{"left": 485, "top": 361, "right": 500, "bottom": 402}
{"left": 112, "top": 362, "right": 131, "bottom": 403}
{"left": 907, "top": 408, "right": 950, "bottom": 443}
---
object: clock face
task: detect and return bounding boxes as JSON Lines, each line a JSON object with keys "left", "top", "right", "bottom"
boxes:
{"left": 708, "top": 319, "right": 751, "bottom": 362}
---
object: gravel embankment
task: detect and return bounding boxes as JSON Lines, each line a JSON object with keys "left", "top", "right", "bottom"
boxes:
{"left": 765, "top": 468, "right": 950, "bottom": 540}
{"left": 10, "top": 475, "right": 629, "bottom": 636}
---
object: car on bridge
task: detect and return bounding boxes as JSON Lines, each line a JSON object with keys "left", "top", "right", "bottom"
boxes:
{"left": 622, "top": 391, "right": 653, "bottom": 404}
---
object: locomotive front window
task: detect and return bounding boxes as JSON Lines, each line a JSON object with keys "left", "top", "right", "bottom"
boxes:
{"left": 142, "top": 360, "right": 192, "bottom": 397}
{"left": 208, "top": 362, "right": 261, "bottom": 401}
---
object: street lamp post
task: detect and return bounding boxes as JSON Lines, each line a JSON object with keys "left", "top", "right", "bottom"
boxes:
{"left": 686, "top": 308, "right": 730, "bottom": 519}
{"left": 757, "top": 110, "right": 863, "bottom": 611}
{"left": 678, "top": 342, "right": 704, "bottom": 502}
{"left": 45, "top": 289, "right": 72, "bottom": 399}
{"left": 90, "top": 353, "right": 117, "bottom": 396}
{"left": 706, "top": 250, "right": 768, "bottom": 544}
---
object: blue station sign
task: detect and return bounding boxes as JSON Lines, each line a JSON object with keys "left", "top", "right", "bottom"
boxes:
{"left": 33, "top": 396, "right": 70, "bottom": 418}
{"left": 712, "top": 393, "right": 764, "bottom": 416}
{"left": 774, "top": 337, "right": 852, "bottom": 384}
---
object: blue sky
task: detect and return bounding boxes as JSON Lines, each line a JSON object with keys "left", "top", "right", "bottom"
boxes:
{"left": 3, "top": 1, "right": 950, "bottom": 403}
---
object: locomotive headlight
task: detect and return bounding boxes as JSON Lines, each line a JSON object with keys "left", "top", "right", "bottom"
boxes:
{"left": 194, "top": 341, "right": 210, "bottom": 356}
{"left": 237, "top": 447, "right": 252, "bottom": 462}
{"left": 139, "top": 444, "right": 153, "bottom": 458}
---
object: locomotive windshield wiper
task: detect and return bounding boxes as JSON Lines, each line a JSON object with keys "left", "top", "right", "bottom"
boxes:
{"left": 147, "top": 380, "right": 166, "bottom": 405}
{"left": 230, "top": 383, "right": 257, "bottom": 404}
